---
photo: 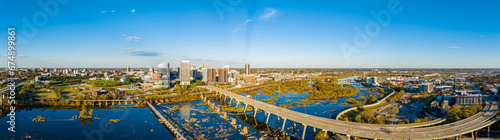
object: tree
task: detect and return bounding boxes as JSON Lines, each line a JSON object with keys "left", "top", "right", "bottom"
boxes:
{"left": 437, "top": 91, "right": 445, "bottom": 97}
{"left": 390, "top": 106, "right": 399, "bottom": 116}
{"left": 314, "top": 131, "right": 329, "bottom": 140}
{"left": 401, "top": 119, "right": 410, "bottom": 124}
{"left": 359, "top": 106, "right": 365, "bottom": 111}
{"left": 354, "top": 114, "right": 363, "bottom": 123}
{"left": 374, "top": 116, "right": 385, "bottom": 124}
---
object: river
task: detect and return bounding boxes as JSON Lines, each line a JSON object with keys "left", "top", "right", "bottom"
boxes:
{"left": 0, "top": 77, "right": 377, "bottom": 139}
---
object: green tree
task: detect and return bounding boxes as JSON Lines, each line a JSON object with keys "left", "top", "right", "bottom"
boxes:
{"left": 390, "top": 106, "right": 399, "bottom": 116}
{"left": 374, "top": 116, "right": 385, "bottom": 124}
{"left": 354, "top": 114, "right": 362, "bottom": 122}
{"left": 314, "top": 131, "right": 329, "bottom": 140}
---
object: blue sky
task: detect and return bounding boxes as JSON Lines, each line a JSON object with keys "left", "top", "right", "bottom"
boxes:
{"left": 0, "top": 0, "right": 499, "bottom": 68}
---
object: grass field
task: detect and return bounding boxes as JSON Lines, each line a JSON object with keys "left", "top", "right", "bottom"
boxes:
{"left": 31, "top": 81, "right": 133, "bottom": 99}
{"left": 33, "top": 90, "right": 56, "bottom": 98}
{"left": 93, "top": 80, "right": 115, "bottom": 84}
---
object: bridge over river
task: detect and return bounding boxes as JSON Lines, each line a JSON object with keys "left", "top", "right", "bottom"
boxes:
{"left": 204, "top": 85, "right": 499, "bottom": 140}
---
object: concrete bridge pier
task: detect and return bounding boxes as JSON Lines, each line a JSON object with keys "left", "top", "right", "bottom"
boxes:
{"left": 488, "top": 126, "right": 490, "bottom": 137}
{"left": 281, "top": 118, "right": 287, "bottom": 131}
{"left": 347, "top": 135, "right": 350, "bottom": 140}
{"left": 265, "top": 112, "right": 270, "bottom": 124}
{"left": 236, "top": 100, "right": 240, "bottom": 108}
{"left": 323, "top": 130, "right": 327, "bottom": 138}
{"left": 474, "top": 131, "right": 478, "bottom": 140}
{"left": 243, "top": 104, "right": 248, "bottom": 113}
{"left": 253, "top": 108, "right": 258, "bottom": 117}
{"left": 302, "top": 125, "right": 307, "bottom": 140}
{"left": 229, "top": 98, "right": 232, "bottom": 104}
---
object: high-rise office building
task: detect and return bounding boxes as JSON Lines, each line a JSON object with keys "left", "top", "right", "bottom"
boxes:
{"left": 245, "top": 63, "right": 250, "bottom": 75}
{"left": 202, "top": 68, "right": 208, "bottom": 82}
{"left": 158, "top": 63, "right": 170, "bottom": 77}
{"left": 203, "top": 64, "right": 209, "bottom": 69}
{"left": 218, "top": 67, "right": 228, "bottom": 83}
{"left": 127, "top": 65, "right": 130, "bottom": 72}
{"left": 158, "top": 63, "right": 170, "bottom": 88}
{"left": 208, "top": 68, "right": 216, "bottom": 82}
{"left": 180, "top": 60, "right": 191, "bottom": 85}
{"left": 192, "top": 70, "right": 198, "bottom": 80}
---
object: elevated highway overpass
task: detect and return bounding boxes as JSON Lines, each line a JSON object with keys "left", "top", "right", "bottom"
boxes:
{"left": 204, "top": 85, "right": 499, "bottom": 140}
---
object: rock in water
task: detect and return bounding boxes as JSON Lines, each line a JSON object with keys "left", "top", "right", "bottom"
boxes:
{"left": 230, "top": 118, "right": 237, "bottom": 125}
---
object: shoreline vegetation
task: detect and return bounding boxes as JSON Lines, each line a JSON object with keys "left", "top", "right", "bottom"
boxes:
{"left": 2, "top": 92, "right": 216, "bottom": 108}
{"left": 339, "top": 90, "right": 404, "bottom": 123}
{"left": 231, "top": 78, "right": 360, "bottom": 100}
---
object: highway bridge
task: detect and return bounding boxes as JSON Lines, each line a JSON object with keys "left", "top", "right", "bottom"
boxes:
{"left": 338, "top": 76, "right": 360, "bottom": 85}
{"left": 204, "top": 85, "right": 499, "bottom": 140}
{"left": 335, "top": 88, "right": 448, "bottom": 129}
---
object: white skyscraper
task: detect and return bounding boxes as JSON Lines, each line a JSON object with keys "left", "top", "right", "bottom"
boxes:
{"left": 245, "top": 63, "right": 250, "bottom": 75}
{"left": 180, "top": 61, "right": 191, "bottom": 85}
{"left": 202, "top": 68, "right": 207, "bottom": 82}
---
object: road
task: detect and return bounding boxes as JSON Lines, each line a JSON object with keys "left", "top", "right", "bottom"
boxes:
{"left": 0, "top": 81, "right": 25, "bottom": 105}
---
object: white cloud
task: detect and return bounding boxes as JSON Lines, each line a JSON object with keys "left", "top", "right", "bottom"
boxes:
{"left": 122, "top": 48, "right": 159, "bottom": 56}
{"left": 233, "top": 19, "right": 253, "bottom": 33}
{"left": 1, "top": 54, "right": 26, "bottom": 57}
{"left": 480, "top": 35, "right": 485, "bottom": 37}
{"left": 125, "top": 36, "right": 142, "bottom": 41}
{"left": 100, "top": 11, "right": 107, "bottom": 14}
{"left": 232, "top": 7, "right": 279, "bottom": 33}
{"left": 131, "top": 9, "right": 135, "bottom": 13}
{"left": 1, "top": 54, "right": 28, "bottom": 58}
{"left": 447, "top": 46, "right": 460, "bottom": 49}
{"left": 259, "top": 8, "right": 278, "bottom": 20}
{"left": 242, "top": 19, "right": 252, "bottom": 25}
{"left": 110, "top": 48, "right": 159, "bottom": 56}
{"left": 111, "top": 10, "right": 115, "bottom": 13}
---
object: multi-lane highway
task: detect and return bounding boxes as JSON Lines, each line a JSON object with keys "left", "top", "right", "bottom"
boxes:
{"left": 206, "top": 85, "right": 499, "bottom": 140}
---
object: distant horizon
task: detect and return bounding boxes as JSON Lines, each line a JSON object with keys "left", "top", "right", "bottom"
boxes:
{"left": 6, "top": 67, "right": 500, "bottom": 70}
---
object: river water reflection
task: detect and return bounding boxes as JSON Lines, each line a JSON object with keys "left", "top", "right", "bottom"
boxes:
{"left": 0, "top": 106, "right": 172, "bottom": 140}
{"left": 1, "top": 78, "right": 376, "bottom": 140}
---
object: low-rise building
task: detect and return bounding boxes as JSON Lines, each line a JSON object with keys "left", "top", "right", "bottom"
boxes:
{"left": 419, "top": 83, "right": 434, "bottom": 93}
{"left": 455, "top": 94, "right": 483, "bottom": 105}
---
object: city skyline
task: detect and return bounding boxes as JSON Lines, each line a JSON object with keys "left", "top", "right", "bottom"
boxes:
{"left": 0, "top": 0, "right": 499, "bottom": 68}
